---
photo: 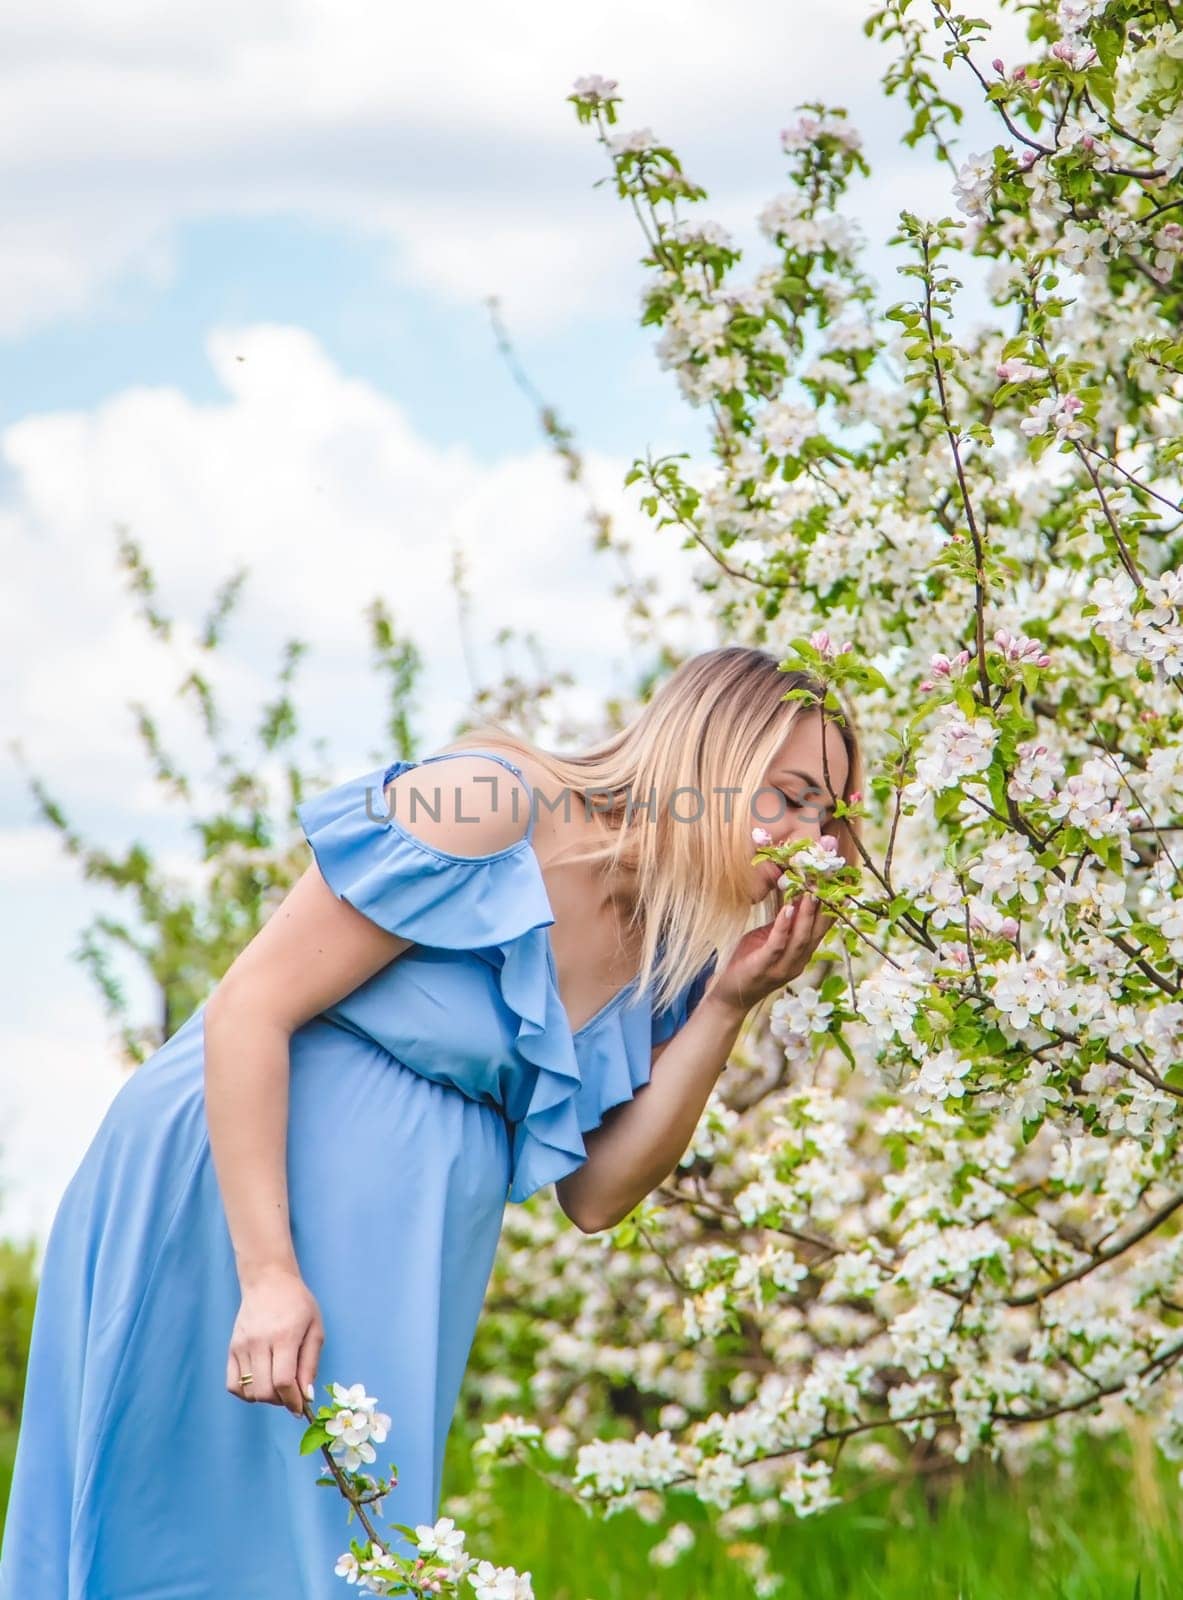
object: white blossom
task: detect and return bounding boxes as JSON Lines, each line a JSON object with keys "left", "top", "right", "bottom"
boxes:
{"left": 608, "top": 126, "right": 660, "bottom": 156}
{"left": 953, "top": 151, "right": 995, "bottom": 218}
{"left": 571, "top": 75, "right": 619, "bottom": 101}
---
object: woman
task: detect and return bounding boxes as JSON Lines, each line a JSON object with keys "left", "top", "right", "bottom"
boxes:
{"left": 0, "top": 645, "right": 859, "bottom": 1595}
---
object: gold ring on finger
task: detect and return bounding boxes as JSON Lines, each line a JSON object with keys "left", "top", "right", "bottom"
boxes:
{"left": 239, "top": 1373, "right": 254, "bottom": 1387}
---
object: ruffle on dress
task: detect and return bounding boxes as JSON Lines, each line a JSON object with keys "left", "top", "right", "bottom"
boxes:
{"left": 297, "top": 759, "right": 718, "bottom": 1204}
{"left": 295, "top": 762, "right": 553, "bottom": 951}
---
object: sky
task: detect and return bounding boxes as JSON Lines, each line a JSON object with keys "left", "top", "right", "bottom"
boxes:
{"left": 0, "top": 0, "right": 1029, "bottom": 1245}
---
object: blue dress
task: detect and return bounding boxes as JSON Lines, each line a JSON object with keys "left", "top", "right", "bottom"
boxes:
{"left": 0, "top": 748, "right": 717, "bottom": 1597}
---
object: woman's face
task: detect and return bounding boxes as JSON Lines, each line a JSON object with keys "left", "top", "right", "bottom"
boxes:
{"left": 747, "top": 712, "right": 852, "bottom": 903}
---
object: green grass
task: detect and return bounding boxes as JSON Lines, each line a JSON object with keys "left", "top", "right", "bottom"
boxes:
{"left": 1, "top": 1421, "right": 1177, "bottom": 1596}
{"left": 439, "top": 1430, "right": 1182, "bottom": 1600}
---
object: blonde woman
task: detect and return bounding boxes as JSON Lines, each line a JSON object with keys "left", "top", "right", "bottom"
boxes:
{"left": 0, "top": 644, "right": 860, "bottom": 1593}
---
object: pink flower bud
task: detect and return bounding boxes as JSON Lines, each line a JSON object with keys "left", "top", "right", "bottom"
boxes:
{"left": 928, "top": 649, "right": 970, "bottom": 680}
{"left": 848, "top": 791, "right": 862, "bottom": 805}
{"left": 998, "top": 917, "right": 1020, "bottom": 940}
{"left": 992, "top": 57, "right": 1005, "bottom": 73}
{"left": 752, "top": 826, "right": 773, "bottom": 846}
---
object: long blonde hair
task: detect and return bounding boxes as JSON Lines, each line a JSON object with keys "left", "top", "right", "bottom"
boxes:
{"left": 440, "top": 645, "right": 863, "bottom": 1017}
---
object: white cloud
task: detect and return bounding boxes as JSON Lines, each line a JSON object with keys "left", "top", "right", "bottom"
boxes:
{"left": 0, "top": 825, "right": 84, "bottom": 882}
{"left": 0, "top": 0, "right": 1030, "bottom": 336}
{"left": 2, "top": 322, "right": 703, "bottom": 784}
{"left": 0, "top": 1018, "right": 129, "bottom": 1249}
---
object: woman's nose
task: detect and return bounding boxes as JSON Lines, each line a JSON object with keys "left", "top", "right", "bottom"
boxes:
{"left": 778, "top": 811, "right": 821, "bottom": 845}
{"left": 781, "top": 819, "right": 826, "bottom": 857}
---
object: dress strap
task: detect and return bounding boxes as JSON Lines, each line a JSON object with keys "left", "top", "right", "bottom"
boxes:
{"left": 415, "top": 749, "right": 535, "bottom": 842}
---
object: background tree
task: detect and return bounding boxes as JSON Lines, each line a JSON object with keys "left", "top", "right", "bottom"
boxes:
{"left": 451, "top": 6, "right": 1183, "bottom": 1588}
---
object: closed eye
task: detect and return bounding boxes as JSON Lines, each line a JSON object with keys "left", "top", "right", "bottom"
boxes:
{"left": 779, "top": 787, "right": 836, "bottom": 825}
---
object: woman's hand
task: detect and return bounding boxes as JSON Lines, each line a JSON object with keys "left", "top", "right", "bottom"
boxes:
{"left": 708, "top": 893, "right": 834, "bottom": 1017}
{"left": 225, "top": 1263, "right": 324, "bottom": 1417}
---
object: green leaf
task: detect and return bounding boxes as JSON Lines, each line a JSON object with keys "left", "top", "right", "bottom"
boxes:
{"left": 1092, "top": 23, "right": 1120, "bottom": 74}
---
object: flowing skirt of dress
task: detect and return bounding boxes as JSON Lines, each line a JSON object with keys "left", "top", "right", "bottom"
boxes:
{"left": 0, "top": 1000, "right": 512, "bottom": 1599}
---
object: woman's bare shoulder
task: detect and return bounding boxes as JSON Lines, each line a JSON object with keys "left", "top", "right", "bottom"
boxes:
{"left": 385, "top": 750, "right": 531, "bottom": 856}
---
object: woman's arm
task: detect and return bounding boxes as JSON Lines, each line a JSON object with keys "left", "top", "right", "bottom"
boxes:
{"left": 203, "top": 861, "right": 414, "bottom": 1411}
{"left": 554, "top": 988, "right": 749, "bottom": 1233}
{"left": 555, "top": 892, "right": 829, "bottom": 1233}
{"left": 204, "top": 863, "right": 412, "bottom": 1284}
